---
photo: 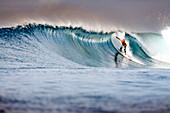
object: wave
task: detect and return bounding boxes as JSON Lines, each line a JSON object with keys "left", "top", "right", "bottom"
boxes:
{"left": 0, "top": 24, "right": 170, "bottom": 68}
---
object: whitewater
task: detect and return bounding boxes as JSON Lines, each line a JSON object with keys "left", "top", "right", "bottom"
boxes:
{"left": 0, "top": 24, "right": 170, "bottom": 113}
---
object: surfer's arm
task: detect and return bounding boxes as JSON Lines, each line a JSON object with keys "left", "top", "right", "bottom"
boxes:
{"left": 116, "top": 36, "right": 121, "bottom": 41}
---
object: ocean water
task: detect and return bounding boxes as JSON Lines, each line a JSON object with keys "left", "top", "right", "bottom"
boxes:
{"left": 0, "top": 24, "right": 170, "bottom": 113}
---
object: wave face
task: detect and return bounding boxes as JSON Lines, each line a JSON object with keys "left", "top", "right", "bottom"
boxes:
{"left": 0, "top": 24, "right": 170, "bottom": 68}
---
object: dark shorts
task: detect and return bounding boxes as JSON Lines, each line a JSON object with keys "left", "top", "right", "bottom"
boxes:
{"left": 121, "top": 45, "right": 126, "bottom": 50}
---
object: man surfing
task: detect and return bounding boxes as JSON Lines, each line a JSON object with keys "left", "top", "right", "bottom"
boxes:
{"left": 116, "top": 36, "right": 127, "bottom": 55}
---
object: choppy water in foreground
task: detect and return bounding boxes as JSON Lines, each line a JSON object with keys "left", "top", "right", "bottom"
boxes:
{"left": 0, "top": 67, "right": 170, "bottom": 113}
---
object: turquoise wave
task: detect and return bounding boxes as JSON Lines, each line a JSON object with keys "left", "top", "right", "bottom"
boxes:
{"left": 0, "top": 24, "right": 170, "bottom": 68}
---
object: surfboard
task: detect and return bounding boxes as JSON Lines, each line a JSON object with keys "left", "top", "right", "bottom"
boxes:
{"left": 119, "top": 51, "right": 132, "bottom": 61}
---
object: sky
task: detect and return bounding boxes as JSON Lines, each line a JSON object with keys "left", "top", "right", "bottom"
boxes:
{"left": 0, "top": 0, "right": 170, "bottom": 32}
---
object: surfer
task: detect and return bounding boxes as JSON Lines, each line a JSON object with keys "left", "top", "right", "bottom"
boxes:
{"left": 116, "top": 36, "right": 127, "bottom": 55}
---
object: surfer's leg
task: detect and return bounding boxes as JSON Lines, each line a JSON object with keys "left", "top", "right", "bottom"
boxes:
{"left": 124, "top": 46, "right": 126, "bottom": 55}
{"left": 120, "top": 46, "right": 122, "bottom": 52}
{"left": 115, "top": 52, "right": 119, "bottom": 68}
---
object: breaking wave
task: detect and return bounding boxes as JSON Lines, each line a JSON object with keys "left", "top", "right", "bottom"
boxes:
{"left": 0, "top": 24, "right": 170, "bottom": 68}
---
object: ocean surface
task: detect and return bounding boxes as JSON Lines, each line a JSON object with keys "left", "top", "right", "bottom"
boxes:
{"left": 0, "top": 24, "right": 170, "bottom": 113}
